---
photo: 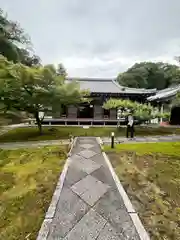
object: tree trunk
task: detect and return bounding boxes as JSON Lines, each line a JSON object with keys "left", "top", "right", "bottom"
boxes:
{"left": 34, "top": 112, "right": 42, "bottom": 135}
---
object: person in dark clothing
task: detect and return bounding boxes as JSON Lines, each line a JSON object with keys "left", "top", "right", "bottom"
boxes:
{"left": 125, "top": 114, "right": 135, "bottom": 139}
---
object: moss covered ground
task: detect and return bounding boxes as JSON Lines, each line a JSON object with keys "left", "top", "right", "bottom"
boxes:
{"left": 0, "top": 145, "right": 67, "bottom": 240}
{"left": 104, "top": 142, "right": 180, "bottom": 240}
{"left": 0, "top": 126, "right": 179, "bottom": 142}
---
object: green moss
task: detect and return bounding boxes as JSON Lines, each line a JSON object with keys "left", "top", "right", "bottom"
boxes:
{"left": 0, "top": 126, "right": 179, "bottom": 142}
{"left": 104, "top": 142, "right": 180, "bottom": 156}
{"left": 0, "top": 145, "right": 67, "bottom": 240}
{"left": 106, "top": 142, "right": 180, "bottom": 239}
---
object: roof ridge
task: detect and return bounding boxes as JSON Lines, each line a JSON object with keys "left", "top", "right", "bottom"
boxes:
{"left": 156, "top": 84, "right": 180, "bottom": 93}
{"left": 112, "top": 80, "right": 157, "bottom": 93}
{"left": 66, "top": 77, "right": 115, "bottom": 82}
{"left": 147, "top": 86, "right": 180, "bottom": 101}
{"left": 112, "top": 80, "right": 124, "bottom": 89}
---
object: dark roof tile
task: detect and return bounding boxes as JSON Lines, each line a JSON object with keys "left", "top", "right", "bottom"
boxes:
{"left": 66, "top": 78, "right": 156, "bottom": 94}
{"left": 147, "top": 85, "right": 180, "bottom": 101}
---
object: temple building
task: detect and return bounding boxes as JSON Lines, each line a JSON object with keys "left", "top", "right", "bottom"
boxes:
{"left": 41, "top": 77, "right": 180, "bottom": 125}
{"left": 147, "top": 85, "right": 180, "bottom": 125}
{"left": 42, "top": 78, "right": 157, "bottom": 126}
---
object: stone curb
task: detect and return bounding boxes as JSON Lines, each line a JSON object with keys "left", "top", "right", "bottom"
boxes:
{"left": 100, "top": 139, "right": 150, "bottom": 240}
{"left": 96, "top": 136, "right": 103, "bottom": 145}
{"left": 102, "top": 152, "right": 136, "bottom": 214}
{"left": 36, "top": 138, "right": 77, "bottom": 240}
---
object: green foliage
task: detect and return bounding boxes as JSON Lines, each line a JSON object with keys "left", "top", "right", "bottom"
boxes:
{"left": 103, "top": 98, "right": 139, "bottom": 110}
{"left": 161, "top": 111, "right": 171, "bottom": 120}
{"left": 0, "top": 8, "right": 31, "bottom": 63}
{"left": 57, "top": 63, "right": 67, "bottom": 77}
{"left": 117, "top": 62, "right": 180, "bottom": 90}
{"left": 0, "top": 56, "right": 88, "bottom": 133}
{"left": 103, "top": 98, "right": 158, "bottom": 121}
{"left": 171, "top": 91, "right": 180, "bottom": 107}
{"left": 17, "top": 48, "right": 41, "bottom": 67}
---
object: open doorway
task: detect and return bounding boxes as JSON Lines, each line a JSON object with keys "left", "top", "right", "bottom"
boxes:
{"left": 170, "top": 106, "right": 180, "bottom": 125}
{"left": 77, "top": 104, "right": 94, "bottom": 118}
{"left": 103, "top": 108, "right": 110, "bottom": 119}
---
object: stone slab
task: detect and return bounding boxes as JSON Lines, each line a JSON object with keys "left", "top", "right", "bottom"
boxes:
{"left": 78, "top": 139, "right": 96, "bottom": 145}
{"left": 99, "top": 189, "right": 126, "bottom": 210}
{"left": 64, "top": 209, "right": 107, "bottom": 240}
{"left": 70, "top": 146, "right": 86, "bottom": 155}
{"left": 97, "top": 222, "right": 123, "bottom": 240}
{"left": 71, "top": 155, "right": 101, "bottom": 174}
{"left": 71, "top": 175, "right": 99, "bottom": 196}
{"left": 90, "top": 153, "right": 107, "bottom": 166}
{"left": 94, "top": 190, "right": 139, "bottom": 238}
{"left": 80, "top": 143, "right": 94, "bottom": 149}
{"left": 48, "top": 187, "right": 89, "bottom": 239}
{"left": 71, "top": 175, "right": 110, "bottom": 206}
{"left": 90, "top": 146, "right": 102, "bottom": 154}
{"left": 79, "top": 149, "right": 98, "bottom": 158}
{"left": 80, "top": 180, "right": 110, "bottom": 206}
{"left": 91, "top": 166, "right": 117, "bottom": 188}
{"left": 63, "top": 165, "right": 88, "bottom": 186}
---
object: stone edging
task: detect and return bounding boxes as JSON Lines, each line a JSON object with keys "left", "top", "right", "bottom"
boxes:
{"left": 97, "top": 137, "right": 150, "bottom": 240}
{"left": 36, "top": 137, "right": 77, "bottom": 240}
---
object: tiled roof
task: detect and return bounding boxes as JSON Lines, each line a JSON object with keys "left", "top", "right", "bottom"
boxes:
{"left": 66, "top": 78, "right": 157, "bottom": 94}
{"left": 147, "top": 85, "right": 180, "bottom": 101}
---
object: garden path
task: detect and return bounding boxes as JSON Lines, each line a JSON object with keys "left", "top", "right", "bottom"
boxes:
{"left": 37, "top": 137, "right": 149, "bottom": 240}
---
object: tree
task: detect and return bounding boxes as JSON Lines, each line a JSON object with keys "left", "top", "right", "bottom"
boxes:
{"left": 171, "top": 91, "right": 180, "bottom": 107}
{"left": 17, "top": 48, "right": 41, "bottom": 67}
{"left": 0, "top": 8, "right": 41, "bottom": 67}
{"left": 117, "top": 62, "right": 180, "bottom": 90}
{"left": 0, "top": 8, "right": 30, "bottom": 63}
{"left": 118, "top": 67, "right": 148, "bottom": 88}
{"left": 103, "top": 98, "right": 160, "bottom": 123}
{"left": 57, "top": 63, "right": 67, "bottom": 77}
{"left": 0, "top": 56, "right": 88, "bottom": 134}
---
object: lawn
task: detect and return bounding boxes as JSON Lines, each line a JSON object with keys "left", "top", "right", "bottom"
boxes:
{"left": 104, "top": 142, "right": 180, "bottom": 240}
{"left": 0, "top": 145, "right": 67, "bottom": 240}
{"left": 0, "top": 126, "right": 179, "bottom": 142}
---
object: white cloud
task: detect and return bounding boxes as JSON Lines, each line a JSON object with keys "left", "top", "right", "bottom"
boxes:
{"left": 1, "top": 0, "right": 180, "bottom": 77}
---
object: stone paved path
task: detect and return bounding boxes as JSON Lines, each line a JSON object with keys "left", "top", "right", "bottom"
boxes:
{"left": 37, "top": 137, "right": 149, "bottom": 240}
{"left": 102, "top": 134, "right": 180, "bottom": 144}
{"left": 0, "top": 126, "right": 12, "bottom": 136}
{"left": 0, "top": 123, "right": 27, "bottom": 136}
{"left": 0, "top": 139, "right": 70, "bottom": 149}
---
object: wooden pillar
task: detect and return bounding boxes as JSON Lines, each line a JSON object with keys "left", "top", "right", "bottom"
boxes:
{"left": 52, "top": 106, "right": 60, "bottom": 118}
{"left": 110, "top": 109, "right": 117, "bottom": 120}
{"left": 94, "top": 105, "right": 103, "bottom": 119}
{"left": 160, "top": 103, "right": 164, "bottom": 123}
{"left": 67, "top": 105, "right": 77, "bottom": 118}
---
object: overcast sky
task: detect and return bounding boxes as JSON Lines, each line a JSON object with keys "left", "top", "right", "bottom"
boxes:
{"left": 1, "top": 0, "right": 180, "bottom": 77}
